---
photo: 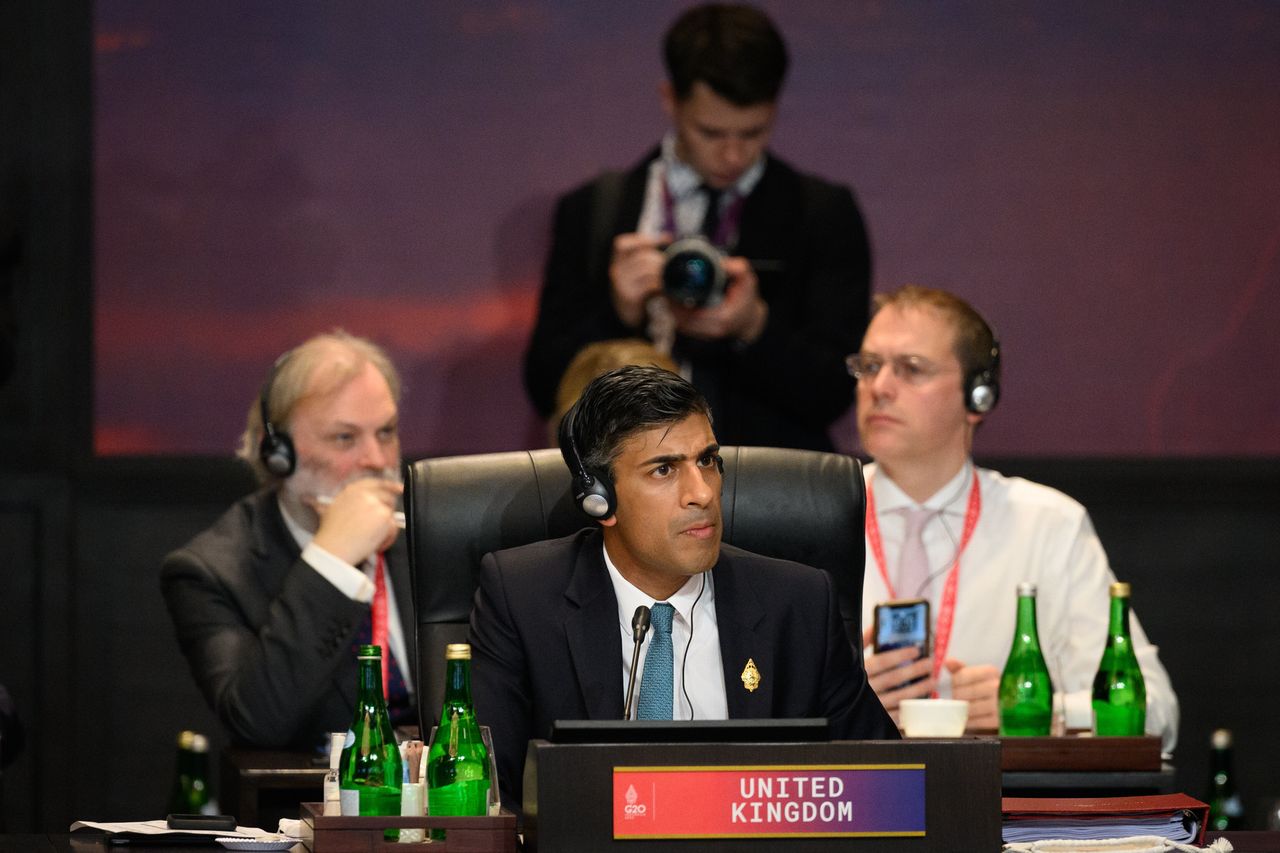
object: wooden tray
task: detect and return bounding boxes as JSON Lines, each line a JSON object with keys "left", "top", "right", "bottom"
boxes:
{"left": 298, "top": 801, "right": 518, "bottom": 852}
{"left": 1000, "top": 735, "right": 1161, "bottom": 771}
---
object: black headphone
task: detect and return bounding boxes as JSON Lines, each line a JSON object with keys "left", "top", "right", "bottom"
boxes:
{"left": 257, "top": 350, "right": 297, "bottom": 478}
{"left": 558, "top": 405, "right": 617, "bottom": 520}
{"left": 964, "top": 334, "right": 1001, "bottom": 415}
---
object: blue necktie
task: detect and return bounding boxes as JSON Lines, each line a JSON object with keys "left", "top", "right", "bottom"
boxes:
{"left": 637, "top": 603, "right": 675, "bottom": 720}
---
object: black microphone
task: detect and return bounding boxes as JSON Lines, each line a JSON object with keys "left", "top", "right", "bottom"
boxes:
{"left": 624, "top": 605, "right": 651, "bottom": 720}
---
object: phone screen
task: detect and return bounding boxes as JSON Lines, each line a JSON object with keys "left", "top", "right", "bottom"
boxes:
{"left": 873, "top": 599, "right": 931, "bottom": 655}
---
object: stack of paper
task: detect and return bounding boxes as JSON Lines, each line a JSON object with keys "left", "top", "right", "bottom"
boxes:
{"left": 1002, "top": 794, "right": 1209, "bottom": 846}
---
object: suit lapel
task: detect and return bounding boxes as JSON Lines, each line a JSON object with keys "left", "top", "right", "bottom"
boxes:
{"left": 563, "top": 531, "right": 626, "bottom": 719}
{"left": 714, "top": 550, "right": 776, "bottom": 719}
{"left": 253, "top": 491, "right": 298, "bottom": 575}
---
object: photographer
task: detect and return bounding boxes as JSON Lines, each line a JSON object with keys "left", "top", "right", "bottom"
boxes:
{"left": 524, "top": 3, "right": 871, "bottom": 451}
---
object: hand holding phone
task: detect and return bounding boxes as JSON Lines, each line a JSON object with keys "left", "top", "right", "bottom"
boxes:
{"left": 872, "top": 599, "right": 932, "bottom": 691}
{"left": 873, "top": 599, "right": 931, "bottom": 656}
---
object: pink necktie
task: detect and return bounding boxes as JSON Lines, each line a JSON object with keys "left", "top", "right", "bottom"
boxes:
{"left": 897, "top": 507, "right": 935, "bottom": 599}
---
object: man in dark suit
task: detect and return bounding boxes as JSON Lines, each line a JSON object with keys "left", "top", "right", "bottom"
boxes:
{"left": 161, "top": 331, "right": 415, "bottom": 747}
{"left": 471, "top": 365, "right": 895, "bottom": 810}
{"left": 524, "top": 3, "right": 871, "bottom": 452}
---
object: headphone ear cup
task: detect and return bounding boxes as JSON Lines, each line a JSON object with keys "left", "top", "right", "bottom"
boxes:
{"left": 259, "top": 429, "right": 296, "bottom": 477}
{"left": 575, "top": 471, "right": 616, "bottom": 519}
{"left": 965, "top": 369, "right": 1000, "bottom": 415}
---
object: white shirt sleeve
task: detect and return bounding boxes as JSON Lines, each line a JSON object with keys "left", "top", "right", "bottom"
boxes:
{"left": 301, "top": 541, "right": 376, "bottom": 603}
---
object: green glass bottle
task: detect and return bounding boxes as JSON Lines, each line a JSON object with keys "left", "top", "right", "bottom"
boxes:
{"left": 998, "top": 582, "right": 1053, "bottom": 736}
{"left": 427, "top": 643, "right": 491, "bottom": 833}
{"left": 168, "top": 730, "right": 214, "bottom": 815}
{"left": 339, "top": 644, "right": 403, "bottom": 831}
{"left": 1207, "top": 728, "right": 1245, "bottom": 830}
{"left": 1092, "top": 582, "right": 1147, "bottom": 736}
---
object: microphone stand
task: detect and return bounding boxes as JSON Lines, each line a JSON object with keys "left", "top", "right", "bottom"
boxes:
{"left": 624, "top": 605, "right": 651, "bottom": 720}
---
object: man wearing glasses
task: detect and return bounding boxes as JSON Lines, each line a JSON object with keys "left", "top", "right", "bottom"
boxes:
{"left": 848, "top": 285, "right": 1178, "bottom": 751}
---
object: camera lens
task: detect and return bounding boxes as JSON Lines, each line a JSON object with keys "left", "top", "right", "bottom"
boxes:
{"left": 662, "top": 237, "right": 727, "bottom": 308}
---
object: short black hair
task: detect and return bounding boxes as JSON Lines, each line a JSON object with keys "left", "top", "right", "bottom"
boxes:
{"left": 663, "top": 3, "right": 789, "bottom": 106}
{"left": 559, "top": 365, "right": 712, "bottom": 481}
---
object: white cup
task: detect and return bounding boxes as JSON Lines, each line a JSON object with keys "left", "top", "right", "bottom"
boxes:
{"left": 899, "top": 698, "right": 969, "bottom": 737}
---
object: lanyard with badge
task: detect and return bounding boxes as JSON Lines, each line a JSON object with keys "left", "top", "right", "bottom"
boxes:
{"left": 865, "top": 469, "right": 981, "bottom": 691}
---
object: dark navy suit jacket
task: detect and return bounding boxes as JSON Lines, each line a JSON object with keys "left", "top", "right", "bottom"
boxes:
{"left": 469, "top": 527, "right": 896, "bottom": 810}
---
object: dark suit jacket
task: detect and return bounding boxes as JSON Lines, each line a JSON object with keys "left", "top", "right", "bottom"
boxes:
{"left": 523, "top": 150, "right": 871, "bottom": 451}
{"left": 160, "top": 489, "right": 415, "bottom": 747}
{"left": 469, "top": 528, "right": 896, "bottom": 810}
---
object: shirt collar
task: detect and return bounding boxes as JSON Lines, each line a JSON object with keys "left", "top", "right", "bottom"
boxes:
{"left": 867, "top": 460, "right": 974, "bottom": 516}
{"left": 602, "top": 539, "right": 712, "bottom": 630}
{"left": 277, "top": 493, "right": 314, "bottom": 551}
{"left": 659, "top": 131, "right": 766, "bottom": 201}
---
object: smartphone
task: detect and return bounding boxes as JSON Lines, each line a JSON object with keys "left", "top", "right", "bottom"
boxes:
{"left": 872, "top": 598, "right": 931, "bottom": 672}
{"left": 165, "top": 813, "right": 237, "bottom": 831}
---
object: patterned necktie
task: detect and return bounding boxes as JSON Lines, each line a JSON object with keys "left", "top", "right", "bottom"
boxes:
{"left": 897, "top": 507, "right": 936, "bottom": 599}
{"left": 354, "top": 554, "right": 412, "bottom": 723}
{"left": 637, "top": 603, "right": 675, "bottom": 720}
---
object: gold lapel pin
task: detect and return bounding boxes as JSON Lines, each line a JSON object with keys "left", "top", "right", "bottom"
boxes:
{"left": 740, "top": 658, "right": 761, "bottom": 693}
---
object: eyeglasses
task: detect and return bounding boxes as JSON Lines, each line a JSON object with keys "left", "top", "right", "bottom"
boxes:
{"left": 845, "top": 353, "right": 954, "bottom": 385}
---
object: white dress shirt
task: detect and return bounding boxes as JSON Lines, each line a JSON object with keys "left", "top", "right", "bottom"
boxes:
{"left": 636, "top": 132, "right": 766, "bottom": 242}
{"left": 862, "top": 462, "right": 1179, "bottom": 752}
{"left": 603, "top": 543, "right": 728, "bottom": 721}
{"left": 280, "top": 497, "right": 414, "bottom": 693}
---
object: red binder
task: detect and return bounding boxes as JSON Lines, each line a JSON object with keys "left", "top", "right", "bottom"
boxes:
{"left": 1002, "top": 793, "right": 1211, "bottom": 846}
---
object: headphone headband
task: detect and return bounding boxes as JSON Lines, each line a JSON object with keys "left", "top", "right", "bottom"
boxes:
{"left": 558, "top": 404, "right": 616, "bottom": 520}
{"left": 258, "top": 349, "right": 297, "bottom": 477}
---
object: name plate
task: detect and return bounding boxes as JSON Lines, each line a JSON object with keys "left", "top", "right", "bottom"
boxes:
{"left": 612, "top": 764, "right": 925, "bottom": 840}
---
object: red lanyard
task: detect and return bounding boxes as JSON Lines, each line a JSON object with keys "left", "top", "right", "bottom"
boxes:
{"left": 372, "top": 553, "right": 389, "bottom": 697}
{"left": 865, "top": 469, "right": 982, "bottom": 690}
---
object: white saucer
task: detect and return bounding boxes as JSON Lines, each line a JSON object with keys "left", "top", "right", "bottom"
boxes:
{"left": 214, "top": 838, "right": 298, "bottom": 851}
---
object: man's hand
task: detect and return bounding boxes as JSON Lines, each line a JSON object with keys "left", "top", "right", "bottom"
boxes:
{"left": 945, "top": 659, "right": 1000, "bottom": 731}
{"left": 671, "top": 256, "right": 768, "bottom": 344}
{"left": 861, "top": 626, "right": 935, "bottom": 722}
{"left": 308, "top": 478, "right": 403, "bottom": 567}
{"left": 609, "top": 233, "right": 669, "bottom": 328}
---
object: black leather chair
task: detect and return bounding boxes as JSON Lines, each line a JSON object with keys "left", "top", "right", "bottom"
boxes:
{"left": 404, "top": 446, "right": 866, "bottom": 728}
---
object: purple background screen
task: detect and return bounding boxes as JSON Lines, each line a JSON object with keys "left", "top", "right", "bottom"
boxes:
{"left": 93, "top": 2, "right": 1280, "bottom": 458}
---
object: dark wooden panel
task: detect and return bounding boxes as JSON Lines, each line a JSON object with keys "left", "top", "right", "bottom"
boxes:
{"left": 69, "top": 458, "right": 256, "bottom": 824}
{"left": 0, "top": 0, "right": 91, "bottom": 472}
{"left": 0, "top": 477, "right": 72, "bottom": 833}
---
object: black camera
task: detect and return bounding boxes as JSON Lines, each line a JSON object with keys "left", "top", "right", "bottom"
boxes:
{"left": 662, "top": 236, "right": 726, "bottom": 308}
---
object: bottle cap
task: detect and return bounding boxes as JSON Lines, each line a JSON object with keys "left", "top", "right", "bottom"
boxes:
{"left": 357, "top": 643, "right": 382, "bottom": 659}
{"left": 1212, "top": 728, "right": 1232, "bottom": 749}
{"left": 1110, "top": 582, "right": 1131, "bottom": 597}
{"left": 1016, "top": 581, "right": 1037, "bottom": 597}
{"left": 190, "top": 733, "right": 210, "bottom": 753}
{"left": 445, "top": 643, "right": 472, "bottom": 660}
{"left": 176, "top": 730, "right": 196, "bottom": 749}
